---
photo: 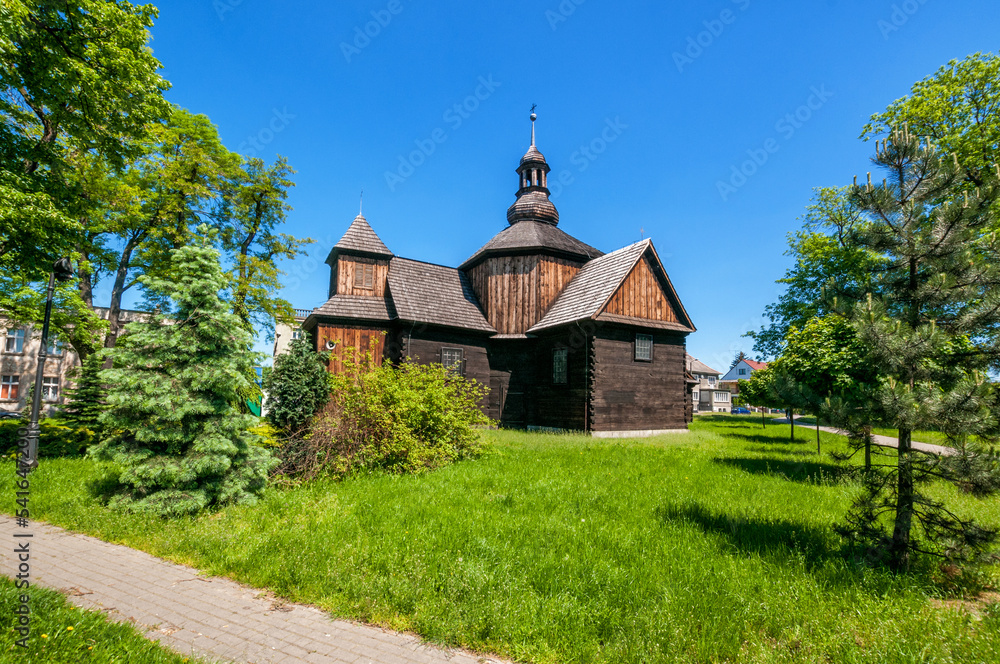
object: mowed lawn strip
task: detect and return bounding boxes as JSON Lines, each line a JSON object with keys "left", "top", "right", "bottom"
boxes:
{"left": 8, "top": 417, "right": 1000, "bottom": 664}
{"left": 0, "top": 577, "right": 210, "bottom": 664}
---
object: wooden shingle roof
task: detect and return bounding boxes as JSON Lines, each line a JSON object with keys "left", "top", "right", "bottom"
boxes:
{"left": 460, "top": 220, "right": 603, "bottom": 269}
{"left": 331, "top": 215, "right": 392, "bottom": 258}
{"left": 386, "top": 258, "right": 496, "bottom": 333}
{"left": 528, "top": 239, "right": 695, "bottom": 334}
{"left": 311, "top": 295, "right": 395, "bottom": 322}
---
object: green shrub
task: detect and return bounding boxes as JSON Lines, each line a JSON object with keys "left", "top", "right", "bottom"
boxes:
{"left": 0, "top": 419, "right": 95, "bottom": 459}
{"left": 276, "top": 359, "right": 491, "bottom": 479}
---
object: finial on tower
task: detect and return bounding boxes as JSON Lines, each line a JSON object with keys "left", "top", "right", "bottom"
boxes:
{"left": 530, "top": 104, "right": 537, "bottom": 146}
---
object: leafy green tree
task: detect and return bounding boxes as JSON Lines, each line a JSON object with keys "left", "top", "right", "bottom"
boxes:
{"left": 0, "top": 0, "right": 169, "bottom": 347}
{"left": 60, "top": 352, "right": 108, "bottom": 433}
{"left": 839, "top": 126, "right": 1000, "bottom": 571}
{"left": 748, "top": 188, "right": 882, "bottom": 358}
{"left": 738, "top": 364, "right": 806, "bottom": 442}
{"left": 263, "top": 337, "right": 331, "bottom": 434}
{"left": 90, "top": 226, "right": 276, "bottom": 516}
{"left": 220, "top": 156, "right": 313, "bottom": 337}
{"left": 862, "top": 52, "right": 1000, "bottom": 186}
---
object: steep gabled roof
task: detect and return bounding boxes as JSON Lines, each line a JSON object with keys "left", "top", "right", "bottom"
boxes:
{"left": 460, "top": 220, "right": 603, "bottom": 269}
{"left": 744, "top": 360, "right": 768, "bottom": 371}
{"left": 387, "top": 258, "right": 495, "bottom": 333}
{"left": 326, "top": 215, "right": 392, "bottom": 262}
{"left": 528, "top": 239, "right": 695, "bottom": 334}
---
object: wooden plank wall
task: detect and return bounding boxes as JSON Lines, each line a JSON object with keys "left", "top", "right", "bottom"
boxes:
{"left": 602, "top": 255, "right": 678, "bottom": 322}
{"left": 466, "top": 256, "right": 581, "bottom": 334}
{"left": 336, "top": 257, "right": 389, "bottom": 297}
{"left": 405, "top": 332, "right": 491, "bottom": 411}
{"left": 590, "top": 327, "right": 688, "bottom": 431}
{"left": 316, "top": 324, "right": 387, "bottom": 374}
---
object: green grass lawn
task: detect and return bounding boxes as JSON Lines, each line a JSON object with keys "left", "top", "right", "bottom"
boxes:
{"left": 0, "top": 577, "right": 209, "bottom": 664}
{"left": 6, "top": 416, "right": 1000, "bottom": 663}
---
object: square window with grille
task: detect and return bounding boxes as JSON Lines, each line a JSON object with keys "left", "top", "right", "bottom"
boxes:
{"left": 47, "top": 338, "right": 65, "bottom": 356}
{"left": 42, "top": 377, "right": 59, "bottom": 401}
{"left": 441, "top": 347, "right": 464, "bottom": 374}
{"left": 552, "top": 347, "right": 568, "bottom": 384}
{"left": 354, "top": 263, "right": 375, "bottom": 290}
{"left": 1, "top": 375, "right": 20, "bottom": 400}
{"left": 4, "top": 329, "right": 25, "bottom": 353}
{"left": 292, "top": 328, "right": 303, "bottom": 341}
{"left": 635, "top": 334, "right": 653, "bottom": 362}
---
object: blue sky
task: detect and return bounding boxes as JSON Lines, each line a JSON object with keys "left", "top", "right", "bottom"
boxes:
{"left": 135, "top": 0, "right": 998, "bottom": 371}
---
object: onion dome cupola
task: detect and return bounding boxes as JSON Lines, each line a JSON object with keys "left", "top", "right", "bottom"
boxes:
{"left": 506, "top": 111, "right": 560, "bottom": 226}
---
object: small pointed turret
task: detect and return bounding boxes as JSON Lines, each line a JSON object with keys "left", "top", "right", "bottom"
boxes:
{"left": 507, "top": 110, "right": 560, "bottom": 226}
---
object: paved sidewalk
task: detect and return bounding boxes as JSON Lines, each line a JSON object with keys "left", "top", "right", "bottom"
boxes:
{"left": 1, "top": 516, "right": 508, "bottom": 664}
{"left": 773, "top": 418, "right": 955, "bottom": 456}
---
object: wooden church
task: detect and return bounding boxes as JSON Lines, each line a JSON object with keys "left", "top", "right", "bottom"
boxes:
{"left": 302, "top": 115, "right": 696, "bottom": 435}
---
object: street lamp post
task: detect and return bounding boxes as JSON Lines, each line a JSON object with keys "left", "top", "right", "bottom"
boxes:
{"left": 23, "top": 258, "right": 74, "bottom": 471}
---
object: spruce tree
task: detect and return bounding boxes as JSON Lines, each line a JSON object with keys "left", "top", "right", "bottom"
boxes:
{"left": 61, "top": 352, "right": 107, "bottom": 432}
{"left": 838, "top": 126, "right": 1000, "bottom": 570}
{"left": 90, "top": 226, "right": 276, "bottom": 516}
{"left": 263, "top": 336, "right": 330, "bottom": 433}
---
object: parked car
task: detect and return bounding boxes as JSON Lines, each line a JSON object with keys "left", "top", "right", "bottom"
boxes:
{"left": 0, "top": 411, "right": 22, "bottom": 420}
{"left": 731, "top": 407, "right": 751, "bottom": 415}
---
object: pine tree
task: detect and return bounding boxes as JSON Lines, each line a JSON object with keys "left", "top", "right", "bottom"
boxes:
{"left": 61, "top": 352, "right": 107, "bottom": 432}
{"left": 730, "top": 350, "right": 748, "bottom": 370}
{"left": 89, "top": 226, "right": 276, "bottom": 516}
{"left": 838, "top": 126, "right": 1000, "bottom": 571}
{"left": 263, "top": 336, "right": 330, "bottom": 434}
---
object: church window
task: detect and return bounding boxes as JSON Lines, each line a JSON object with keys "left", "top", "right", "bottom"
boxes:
{"left": 635, "top": 334, "right": 653, "bottom": 362}
{"left": 354, "top": 263, "right": 375, "bottom": 290}
{"left": 442, "top": 348, "right": 464, "bottom": 375}
{"left": 553, "top": 347, "right": 568, "bottom": 384}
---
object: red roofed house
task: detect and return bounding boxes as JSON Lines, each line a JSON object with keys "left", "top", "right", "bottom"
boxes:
{"left": 720, "top": 358, "right": 768, "bottom": 403}
{"left": 302, "top": 116, "right": 696, "bottom": 436}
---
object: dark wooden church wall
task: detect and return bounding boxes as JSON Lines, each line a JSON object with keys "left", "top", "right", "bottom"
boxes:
{"left": 466, "top": 256, "right": 582, "bottom": 335}
{"left": 590, "top": 326, "right": 688, "bottom": 431}
{"left": 527, "top": 334, "right": 589, "bottom": 431}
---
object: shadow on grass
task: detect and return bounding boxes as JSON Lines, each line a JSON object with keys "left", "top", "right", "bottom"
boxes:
{"left": 656, "top": 502, "right": 842, "bottom": 567}
{"left": 714, "top": 456, "right": 850, "bottom": 485}
{"left": 722, "top": 431, "right": 812, "bottom": 447}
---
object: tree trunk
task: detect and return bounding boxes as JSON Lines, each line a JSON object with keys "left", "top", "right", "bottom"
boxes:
{"left": 816, "top": 418, "right": 821, "bottom": 455}
{"left": 863, "top": 425, "right": 872, "bottom": 473}
{"left": 889, "top": 427, "right": 915, "bottom": 571}
{"left": 762, "top": 409, "right": 766, "bottom": 429}
{"left": 104, "top": 233, "right": 143, "bottom": 352}
{"left": 788, "top": 408, "right": 794, "bottom": 442}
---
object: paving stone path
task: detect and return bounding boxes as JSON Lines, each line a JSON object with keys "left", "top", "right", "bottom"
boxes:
{"left": 773, "top": 417, "right": 956, "bottom": 456}
{"left": 1, "top": 516, "right": 509, "bottom": 664}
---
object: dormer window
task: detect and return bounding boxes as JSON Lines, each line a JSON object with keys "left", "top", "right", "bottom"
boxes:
{"left": 354, "top": 263, "right": 375, "bottom": 290}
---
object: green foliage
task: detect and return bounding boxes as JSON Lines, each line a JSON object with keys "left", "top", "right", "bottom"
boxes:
{"left": 277, "top": 359, "right": 490, "bottom": 479}
{"left": 262, "top": 336, "right": 331, "bottom": 433}
{"left": 0, "top": 420, "right": 94, "bottom": 459}
{"left": 89, "top": 227, "right": 276, "bottom": 516}
{"left": 836, "top": 124, "right": 1000, "bottom": 570}
{"left": 0, "top": 0, "right": 169, "bottom": 349}
{"left": 60, "top": 352, "right": 108, "bottom": 432}
{"left": 13, "top": 421, "right": 1000, "bottom": 664}
{"left": 748, "top": 187, "right": 884, "bottom": 358}
{"left": 862, "top": 52, "right": 1000, "bottom": 184}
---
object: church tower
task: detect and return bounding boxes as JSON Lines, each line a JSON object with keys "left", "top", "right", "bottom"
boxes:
{"left": 461, "top": 112, "right": 602, "bottom": 335}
